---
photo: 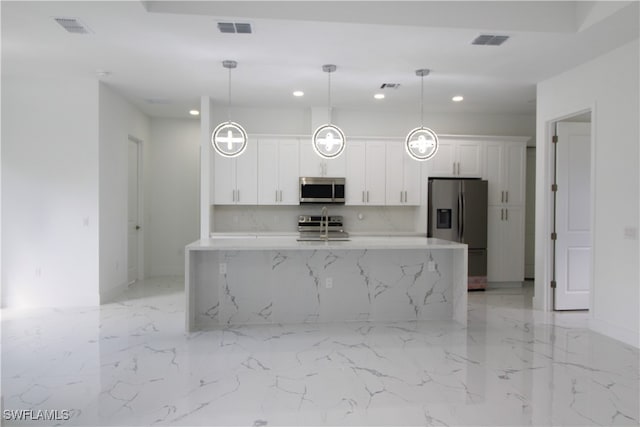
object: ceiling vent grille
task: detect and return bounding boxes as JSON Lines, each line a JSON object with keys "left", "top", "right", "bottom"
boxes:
{"left": 380, "top": 83, "right": 401, "bottom": 89}
{"left": 54, "top": 17, "right": 91, "bottom": 34}
{"left": 217, "top": 22, "right": 252, "bottom": 34}
{"left": 472, "top": 34, "right": 509, "bottom": 46}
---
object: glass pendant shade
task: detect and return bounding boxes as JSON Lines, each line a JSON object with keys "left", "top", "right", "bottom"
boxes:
{"left": 212, "top": 60, "right": 247, "bottom": 158}
{"left": 405, "top": 127, "right": 439, "bottom": 161}
{"left": 406, "top": 68, "right": 439, "bottom": 161}
{"left": 313, "top": 64, "right": 345, "bottom": 159}
{"left": 211, "top": 121, "right": 247, "bottom": 158}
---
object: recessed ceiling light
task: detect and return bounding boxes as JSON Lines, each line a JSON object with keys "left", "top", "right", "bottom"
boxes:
{"left": 374, "top": 93, "right": 385, "bottom": 100}
{"left": 189, "top": 110, "right": 200, "bottom": 116}
{"left": 452, "top": 95, "right": 464, "bottom": 102}
{"left": 293, "top": 90, "right": 304, "bottom": 97}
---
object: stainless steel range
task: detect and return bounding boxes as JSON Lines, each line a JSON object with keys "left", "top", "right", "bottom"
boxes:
{"left": 297, "top": 212, "right": 349, "bottom": 241}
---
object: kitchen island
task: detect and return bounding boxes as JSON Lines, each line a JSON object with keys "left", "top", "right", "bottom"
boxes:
{"left": 185, "top": 236, "right": 467, "bottom": 331}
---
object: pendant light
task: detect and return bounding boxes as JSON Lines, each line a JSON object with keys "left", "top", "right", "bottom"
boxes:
{"left": 312, "top": 64, "right": 346, "bottom": 159}
{"left": 405, "top": 69, "right": 439, "bottom": 161}
{"left": 211, "top": 60, "right": 247, "bottom": 158}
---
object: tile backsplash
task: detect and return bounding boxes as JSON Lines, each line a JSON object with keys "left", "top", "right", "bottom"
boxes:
{"left": 212, "top": 205, "right": 422, "bottom": 234}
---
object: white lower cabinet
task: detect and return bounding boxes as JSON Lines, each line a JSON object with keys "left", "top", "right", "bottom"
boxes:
{"left": 213, "top": 137, "right": 258, "bottom": 205}
{"left": 487, "top": 205, "right": 525, "bottom": 282}
{"left": 346, "top": 140, "right": 386, "bottom": 205}
{"left": 257, "top": 138, "right": 299, "bottom": 205}
{"left": 385, "top": 140, "right": 422, "bottom": 206}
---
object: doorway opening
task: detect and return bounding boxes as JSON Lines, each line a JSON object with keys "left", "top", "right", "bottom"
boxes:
{"left": 550, "top": 111, "right": 593, "bottom": 310}
{"left": 128, "top": 135, "right": 144, "bottom": 285}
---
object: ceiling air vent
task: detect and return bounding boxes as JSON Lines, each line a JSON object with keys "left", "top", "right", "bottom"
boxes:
{"left": 54, "top": 17, "right": 91, "bottom": 34}
{"left": 380, "top": 83, "right": 401, "bottom": 89}
{"left": 217, "top": 22, "right": 252, "bottom": 34}
{"left": 472, "top": 34, "right": 509, "bottom": 46}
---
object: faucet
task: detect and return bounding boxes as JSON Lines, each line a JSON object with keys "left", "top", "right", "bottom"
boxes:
{"left": 320, "top": 206, "right": 329, "bottom": 241}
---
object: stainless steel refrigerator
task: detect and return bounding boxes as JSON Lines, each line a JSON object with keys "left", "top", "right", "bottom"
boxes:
{"left": 428, "top": 178, "right": 488, "bottom": 290}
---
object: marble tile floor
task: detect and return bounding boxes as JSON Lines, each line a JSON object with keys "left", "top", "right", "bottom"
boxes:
{"left": 1, "top": 277, "right": 638, "bottom": 427}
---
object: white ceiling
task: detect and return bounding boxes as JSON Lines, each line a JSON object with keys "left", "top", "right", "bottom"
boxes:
{"left": 2, "top": 1, "right": 638, "bottom": 118}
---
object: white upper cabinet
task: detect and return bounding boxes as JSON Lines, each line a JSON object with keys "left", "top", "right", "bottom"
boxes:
{"left": 299, "top": 139, "right": 346, "bottom": 177}
{"left": 485, "top": 141, "right": 526, "bottom": 206}
{"left": 257, "top": 137, "right": 299, "bottom": 205}
{"left": 429, "top": 138, "right": 484, "bottom": 178}
{"left": 346, "top": 140, "right": 386, "bottom": 205}
{"left": 213, "top": 136, "right": 258, "bottom": 205}
{"left": 386, "top": 140, "right": 423, "bottom": 206}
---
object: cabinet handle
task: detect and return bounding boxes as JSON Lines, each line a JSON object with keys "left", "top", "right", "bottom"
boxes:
{"left": 501, "top": 208, "right": 504, "bottom": 221}
{"left": 505, "top": 208, "right": 508, "bottom": 221}
{"left": 404, "top": 191, "right": 408, "bottom": 203}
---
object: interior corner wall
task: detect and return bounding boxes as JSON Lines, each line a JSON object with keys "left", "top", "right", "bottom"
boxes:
{"left": 535, "top": 38, "right": 640, "bottom": 348}
{"left": 98, "top": 83, "right": 150, "bottom": 303}
{"left": 1, "top": 74, "right": 100, "bottom": 307}
{"left": 147, "top": 118, "right": 200, "bottom": 277}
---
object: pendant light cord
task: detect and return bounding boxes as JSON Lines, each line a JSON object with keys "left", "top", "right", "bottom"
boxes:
{"left": 327, "top": 70, "right": 332, "bottom": 124}
{"left": 227, "top": 66, "right": 232, "bottom": 123}
{"left": 420, "top": 74, "right": 424, "bottom": 129}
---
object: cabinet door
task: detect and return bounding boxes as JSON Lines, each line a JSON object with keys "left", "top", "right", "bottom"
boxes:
{"left": 345, "top": 140, "right": 366, "bottom": 205}
{"left": 234, "top": 137, "right": 258, "bottom": 205}
{"left": 214, "top": 153, "right": 236, "bottom": 204}
{"left": 502, "top": 206, "right": 525, "bottom": 281}
{"left": 278, "top": 139, "right": 300, "bottom": 205}
{"left": 385, "top": 140, "right": 405, "bottom": 205}
{"left": 324, "top": 153, "right": 346, "bottom": 177}
{"left": 487, "top": 206, "right": 504, "bottom": 281}
{"left": 457, "top": 141, "right": 483, "bottom": 177}
{"left": 403, "top": 153, "right": 423, "bottom": 205}
{"left": 504, "top": 143, "right": 526, "bottom": 206}
{"left": 485, "top": 143, "right": 505, "bottom": 205}
{"left": 429, "top": 141, "right": 456, "bottom": 176}
{"left": 299, "top": 140, "right": 324, "bottom": 177}
{"left": 365, "top": 141, "right": 387, "bottom": 205}
{"left": 257, "top": 139, "right": 279, "bottom": 205}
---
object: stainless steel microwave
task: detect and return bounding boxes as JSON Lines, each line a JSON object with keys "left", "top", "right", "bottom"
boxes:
{"left": 299, "top": 177, "right": 345, "bottom": 204}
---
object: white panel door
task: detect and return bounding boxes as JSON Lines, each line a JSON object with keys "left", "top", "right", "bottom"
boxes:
{"left": 257, "top": 138, "right": 279, "bottom": 204}
{"left": 127, "top": 139, "right": 139, "bottom": 284}
{"left": 278, "top": 138, "right": 300, "bottom": 204}
{"left": 555, "top": 122, "right": 591, "bottom": 310}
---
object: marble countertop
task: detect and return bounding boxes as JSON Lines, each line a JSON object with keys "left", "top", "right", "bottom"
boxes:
{"left": 187, "top": 236, "right": 467, "bottom": 251}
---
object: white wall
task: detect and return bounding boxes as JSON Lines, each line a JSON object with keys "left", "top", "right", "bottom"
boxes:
{"left": 2, "top": 75, "right": 100, "bottom": 307}
{"left": 147, "top": 118, "right": 200, "bottom": 277}
{"left": 98, "top": 83, "right": 150, "bottom": 302}
{"left": 535, "top": 39, "right": 639, "bottom": 347}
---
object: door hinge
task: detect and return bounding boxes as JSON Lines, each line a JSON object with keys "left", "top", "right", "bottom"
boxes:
{"left": 551, "top": 232, "right": 557, "bottom": 240}
{"left": 550, "top": 280, "right": 557, "bottom": 289}
{"left": 551, "top": 184, "right": 558, "bottom": 192}
{"left": 552, "top": 135, "right": 558, "bottom": 143}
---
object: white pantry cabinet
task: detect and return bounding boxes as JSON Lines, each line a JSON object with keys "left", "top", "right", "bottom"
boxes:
{"left": 487, "top": 205, "right": 525, "bottom": 282}
{"left": 346, "top": 140, "right": 386, "bottom": 205}
{"left": 430, "top": 139, "right": 484, "bottom": 178}
{"left": 213, "top": 137, "right": 258, "bottom": 205}
{"left": 385, "top": 140, "right": 422, "bottom": 206}
{"left": 257, "top": 137, "right": 299, "bottom": 205}
{"left": 485, "top": 141, "right": 526, "bottom": 206}
{"left": 299, "top": 139, "right": 346, "bottom": 177}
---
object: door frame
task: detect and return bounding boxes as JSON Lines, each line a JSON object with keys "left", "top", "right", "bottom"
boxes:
{"left": 539, "top": 106, "right": 596, "bottom": 312}
{"left": 128, "top": 135, "right": 144, "bottom": 283}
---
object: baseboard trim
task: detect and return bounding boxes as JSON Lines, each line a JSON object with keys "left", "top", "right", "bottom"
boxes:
{"left": 590, "top": 317, "right": 639, "bottom": 349}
